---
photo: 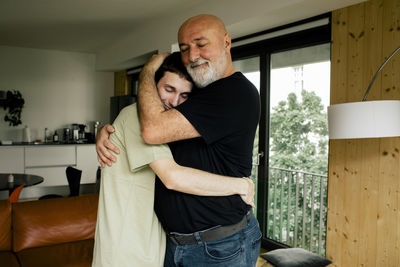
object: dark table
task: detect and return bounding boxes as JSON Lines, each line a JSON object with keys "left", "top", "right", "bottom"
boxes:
{"left": 0, "top": 173, "right": 44, "bottom": 196}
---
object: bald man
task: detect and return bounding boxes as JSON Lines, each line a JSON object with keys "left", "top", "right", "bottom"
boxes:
{"left": 97, "top": 14, "right": 261, "bottom": 266}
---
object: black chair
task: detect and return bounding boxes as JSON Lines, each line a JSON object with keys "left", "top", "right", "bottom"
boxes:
{"left": 39, "top": 166, "right": 82, "bottom": 200}
{"left": 66, "top": 166, "right": 82, "bottom": 197}
{"left": 95, "top": 166, "right": 101, "bottom": 194}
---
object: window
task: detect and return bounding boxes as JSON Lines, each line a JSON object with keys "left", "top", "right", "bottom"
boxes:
{"left": 231, "top": 14, "right": 331, "bottom": 255}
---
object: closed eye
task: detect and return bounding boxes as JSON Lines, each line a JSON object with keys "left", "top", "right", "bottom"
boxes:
{"left": 179, "top": 44, "right": 189, "bottom": 53}
{"left": 180, "top": 93, "right": 189, "bottom": 99}
{"left": 165, "top": 86, "right": 175, "bottom": 92}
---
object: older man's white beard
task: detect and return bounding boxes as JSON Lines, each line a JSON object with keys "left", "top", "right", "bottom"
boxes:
{"left": 186, "top": 54, "right": 227, "bottom": 88}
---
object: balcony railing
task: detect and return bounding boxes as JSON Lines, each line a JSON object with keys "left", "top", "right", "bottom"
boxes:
{"left": 266, "top": 167, "right": 328, "bottom": 255}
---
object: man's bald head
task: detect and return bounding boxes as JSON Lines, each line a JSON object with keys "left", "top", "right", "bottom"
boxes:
{"left": 178, "top": 14, "right": 227, "bottom": 39}
{"left": 177, "top": 14, "right": 235, "bottom": 87}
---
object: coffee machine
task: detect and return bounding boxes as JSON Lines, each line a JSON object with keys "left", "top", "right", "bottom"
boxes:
{"left": 63, "top": 124, "right": 87, "bottom": 143}
{"left": 72, "top": 124, "right": 79, "bottom": 141}
{"left": 63, "top": 128, "right": 71, "bottom": 143}
{"left": 78, "top": 124, "right": 87, "bottom": 140}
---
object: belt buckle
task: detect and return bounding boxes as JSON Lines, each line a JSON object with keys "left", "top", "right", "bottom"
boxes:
{"left": 169, "top": 234, "right": 181, "bottom": 245}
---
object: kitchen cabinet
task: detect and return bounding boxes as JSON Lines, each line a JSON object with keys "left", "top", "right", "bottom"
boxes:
{"left": 26, "top": 167, "right": 69, "bottom": 187}
{"left": 25, "top": 146, "right": 76, "bottom": 167}
{"left": 0, "top": 147, "right": 24, "bottom": 173}
{"left": 0, "top": 144, "right": 98, "bottom": 187}
{"left": 24, "top": 145, "right": 77, "bottom": 187}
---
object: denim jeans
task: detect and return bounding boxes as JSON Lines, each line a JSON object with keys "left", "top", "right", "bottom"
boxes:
{"left": 164, "top": 213, "right": 262, "bottom": 267}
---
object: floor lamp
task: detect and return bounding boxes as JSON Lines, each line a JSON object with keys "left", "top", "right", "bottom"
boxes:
{"left": 328, "top": 45, "right": 400, "bottom": 139}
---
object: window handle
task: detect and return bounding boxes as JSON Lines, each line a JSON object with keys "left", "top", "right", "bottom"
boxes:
{"left": 254, "top": 151, "right": 264, "bottom": 166}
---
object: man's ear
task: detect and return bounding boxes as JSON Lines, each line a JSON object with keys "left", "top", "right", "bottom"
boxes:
{"left": 224, "top": 33, "right": 232, "bottom": 50}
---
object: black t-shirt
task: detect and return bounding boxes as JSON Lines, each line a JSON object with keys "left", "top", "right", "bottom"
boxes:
{"left": 154, "top": 72, "right": 260, "bottom": 233}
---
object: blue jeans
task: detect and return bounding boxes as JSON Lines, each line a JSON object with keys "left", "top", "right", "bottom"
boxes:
{"left": 164, "top": 213, "right": 262, "bottom": 267}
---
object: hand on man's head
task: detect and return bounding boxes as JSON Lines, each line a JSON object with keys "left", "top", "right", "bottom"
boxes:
{"left": 144, "top": 53, "right": 171, "bottom": 73}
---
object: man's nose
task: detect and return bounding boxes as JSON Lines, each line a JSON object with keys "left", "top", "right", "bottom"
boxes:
{"left": 170, "top": 95, "right": 180, "bottom": 108}
{"left": 189, "top": 47, "right": 200, "bottom": 63}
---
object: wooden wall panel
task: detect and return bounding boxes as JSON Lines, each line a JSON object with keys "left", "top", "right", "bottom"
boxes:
{"left": 114, "top": 70, "right": 132, "bottom": 96}
{"left": 330, "top": 9, "right": 349, "bottom": 105}
{"left": 342, "top": 139, "right": 362, "bottom": 267}
{"left": 358, "top": 138, "right": 380, "bottom": 267}
{"left": 382, "top": 0, "right": 400, "bottom": 100}
{"left": 376, "top": 138, "right": 400, "bottom": 266}
{"left": 327, "top": 0, "right": 400, "bottom": 266}
{"left": 347, "top": 4, "right": 366, "bottom": 103}
{"left": 326, "top": 139, "right": 346, "bottom": 266}
{"left": 364, "top": 0, "right": 383, "bottom": 101}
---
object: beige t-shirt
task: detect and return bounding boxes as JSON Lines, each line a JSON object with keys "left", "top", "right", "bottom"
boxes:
{"left": 92, "top": 104, "right": 172, "bottom": 267}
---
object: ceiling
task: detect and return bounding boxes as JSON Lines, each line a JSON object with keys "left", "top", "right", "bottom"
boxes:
{"left": 0, "top": 0, "right": 365, "bottom": 55}
{"left": 0, "top": 0, "right": 206, "bottom": 53}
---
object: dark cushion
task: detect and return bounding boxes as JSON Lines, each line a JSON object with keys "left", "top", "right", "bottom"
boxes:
{"left": 261, "top": 248, "right": 332, "bottom": 267}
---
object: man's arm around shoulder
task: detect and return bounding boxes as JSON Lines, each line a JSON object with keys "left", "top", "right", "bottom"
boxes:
{"left": 138, "top": 54, "right": 200, "bottom": 144}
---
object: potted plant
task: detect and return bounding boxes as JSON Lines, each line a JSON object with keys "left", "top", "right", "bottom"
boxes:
{"left": 0, "top": 90, "right": 25, "bottom": 126}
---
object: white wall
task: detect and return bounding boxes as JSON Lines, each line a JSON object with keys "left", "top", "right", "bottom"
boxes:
{"left": 0, "top": 46, "right": 113, "bottom": 142}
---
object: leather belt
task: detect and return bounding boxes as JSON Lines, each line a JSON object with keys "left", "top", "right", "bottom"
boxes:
{"left": 168, "top": 210, "right": 252, "bottom": 245}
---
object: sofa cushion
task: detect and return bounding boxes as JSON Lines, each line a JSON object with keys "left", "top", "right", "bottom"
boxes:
{"left": 0, "top": 200, "right": 12, "bottom": 251}
{"left": 0, "top": 251, "right": 20, "bottom": 267}
{"left": 16, "top": 239, "right": 94, "bottom": 267}
{"left": 261, "top": 248, "right": 332, "bottom": 267}
{"left": 13, "top": 194, "right": 98, "bottom": 252}
{"left": 260, "top": 248, "right": 332, "bottom": 267}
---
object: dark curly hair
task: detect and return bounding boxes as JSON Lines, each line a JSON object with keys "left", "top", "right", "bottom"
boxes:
{"left": 154, "top": 52, "right": 193, "bottom": 85}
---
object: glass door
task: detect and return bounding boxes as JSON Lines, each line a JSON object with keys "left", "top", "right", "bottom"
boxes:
{"left": 267, "top": 43, "right": 330, "bottom": 255}
{"left": 231, "top": 14, "right": 331, "bottom": 252}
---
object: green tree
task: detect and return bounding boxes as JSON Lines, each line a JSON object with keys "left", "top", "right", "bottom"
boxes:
{"left": 269, "top": 89, "right": 328, "bottom": 175}
{"left": 267, "top": 89, "right": 329, "bottom": 255}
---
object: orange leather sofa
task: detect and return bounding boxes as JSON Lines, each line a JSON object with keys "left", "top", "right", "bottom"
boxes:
{"left": 0, "top": 194, "right": 98, "bottom": 267}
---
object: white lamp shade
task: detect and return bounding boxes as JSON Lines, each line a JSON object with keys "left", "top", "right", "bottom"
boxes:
{"left": 328, "top": 100, "right": 400, "bottom": 139}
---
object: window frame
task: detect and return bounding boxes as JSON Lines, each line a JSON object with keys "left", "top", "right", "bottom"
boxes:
{"left": 231, "top": 13, "right": 332, "bottom": 251}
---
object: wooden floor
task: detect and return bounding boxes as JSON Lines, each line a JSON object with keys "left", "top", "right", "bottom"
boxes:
{"left": 256, "top": 248, "right": 271, "bottom": 267}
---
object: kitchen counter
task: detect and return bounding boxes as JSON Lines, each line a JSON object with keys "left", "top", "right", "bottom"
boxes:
{"left": 0, "top": 141, "right": 95, "bottom": 146}
{"left": 0, "top": 143, "right": 99, "bottom": 199}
